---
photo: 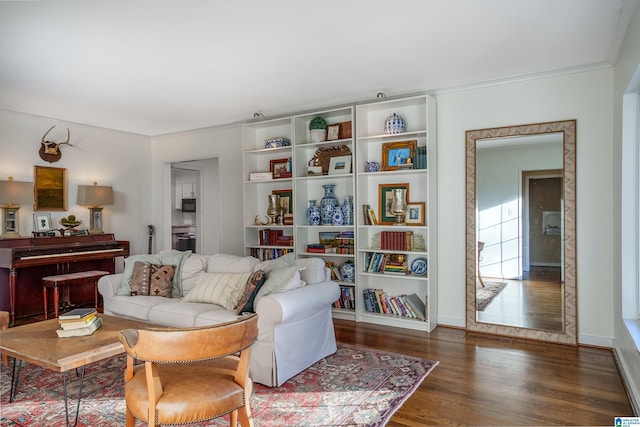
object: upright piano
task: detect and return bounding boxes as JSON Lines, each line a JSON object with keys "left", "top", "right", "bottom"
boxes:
{"left": 0, "top": 234, "right": 129, "bottom": 324}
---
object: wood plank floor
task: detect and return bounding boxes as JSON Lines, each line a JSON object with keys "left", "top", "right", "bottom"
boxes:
{"left": 333, "top": 319, "right": 635, "bottom": 426}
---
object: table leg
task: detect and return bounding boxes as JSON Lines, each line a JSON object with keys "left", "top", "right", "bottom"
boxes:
{"left": 54, "top": 285, "right": 60, "bottom": 318}
{"left": 62, "top": 366, "right": 86, "bottom": 427}
{"left": 43, "top": 286, "right": 49, "bottom": 320}
{"left": 9, "top": 357, "right": 23, "bottom": 403}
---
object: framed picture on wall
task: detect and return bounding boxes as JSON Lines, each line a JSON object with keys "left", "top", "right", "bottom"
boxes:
{"left": 34, "top": 166, "right": 67, "bottom": 211}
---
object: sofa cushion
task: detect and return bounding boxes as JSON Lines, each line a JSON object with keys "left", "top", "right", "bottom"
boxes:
{"left": 159, "top": 250, "right": 192, "bottom": 297}
{"left": 131, "top": 261, "right": 152, "bottom": 296}
{"left": 236, "top": 269, "right": 267, "bottom": 314}
{"left": 254, "top": 252, "right": 298, "bottom": 274}
{"left": 181, "top": 253, "right": 210, "bottom": 292}
{"left": 149, "top": 264, "right": 175, "bottom": 297}
{"left": 207, "top": 254, "right": 259, "bottom": 273}
{"left": 183, "top": 271, "right": 251, "bottom": 310}
{"left": 117, "top": 254, "right": 161, "bottom": 296}
{"left": 255, "top": 266, "right": 299, "bottom": 303}
{"left": 147, "top": 301, "right": 229, "bottom": 328}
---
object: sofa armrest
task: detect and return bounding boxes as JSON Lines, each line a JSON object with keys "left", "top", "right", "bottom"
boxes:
{"left": 255, "top": 281, "right": 341, "bottom": 328}
{"left": 98, "top": 273, "right": 124, "bottom": 300}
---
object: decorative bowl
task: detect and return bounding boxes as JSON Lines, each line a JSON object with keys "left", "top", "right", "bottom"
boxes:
{"left": 264, "top": 137, "right": 290, "bottom": 148}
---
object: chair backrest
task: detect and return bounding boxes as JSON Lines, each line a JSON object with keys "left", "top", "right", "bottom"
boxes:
{"left": 119, "top": 313, "right": 258, "bottom": 363}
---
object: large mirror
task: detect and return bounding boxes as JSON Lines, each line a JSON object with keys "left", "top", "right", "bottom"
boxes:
{"left": 465, "top": 120, "right": 576, "bottom": 344}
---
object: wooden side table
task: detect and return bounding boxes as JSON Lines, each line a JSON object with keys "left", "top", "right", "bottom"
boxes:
{"left": 42, "top": 270, "right": 110, "bottom": 319}
{"left": 0, "top": 311, "right": 8, "bottom": 366}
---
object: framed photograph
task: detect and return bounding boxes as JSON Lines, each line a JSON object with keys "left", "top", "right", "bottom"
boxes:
{"left": 327, "top": 124, "right": 340, "bottom": 141}
{"left": 381, "top": 140, "right": 417, "bottom": 171}
{"left": 270, "top": 158, "right": 291, "bottom": 179}
{"left": 307, "top": 166, "right": 323, "bottom": 176}
{"left": 378, "top": 183, "right": 410, "bottom": 225}
{"left": 33, "top": 213, "right": 52, "bottom": 231}
{"left": 328, "top": 155, "right": 352, "bottom": 175}
{"left": 319, "top": 231, "right": 340, "bottom": 246}
{"left": 272, "top": 189, "right": 293, "bottom": 214}
{"left": 406, "top": 202, "right": 426, "bottom": 225}
{"left": 34, "top": 166, "right": 67, "bottom": 211}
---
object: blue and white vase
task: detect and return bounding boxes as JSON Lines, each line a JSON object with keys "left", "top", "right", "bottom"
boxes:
{"left": 365, "top": 161, "right": 380, "bottom": 172}
{"left": 320, "top": 184, "right": 338, "bottom": 225}
{"left": 307, "top": 200, "right": 320, "bottom": 225}
{"left": 340, "top": 261, "right": 355, "bottom": 283}
{"left": 332, "top": 206, "right": 344, "bottom": 225}
{"left": 341, "top": 196, "right": 353, "bottom": 225}
{"left": 384, "top": 113, "right": 406, "bottom": 134}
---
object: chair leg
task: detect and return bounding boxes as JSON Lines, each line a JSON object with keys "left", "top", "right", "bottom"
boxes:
{"left": 230, "top": 409, "right": 237, "bottom": 426}
{"left": 238, "top": 404, "right": 254, "bottom": 427}
{"left": 125, "top": 408, "right": 136, "bottom": 427}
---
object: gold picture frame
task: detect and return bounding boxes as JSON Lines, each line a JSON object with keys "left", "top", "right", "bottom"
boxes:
{"left": 34, "top": 166, "right": 67, "bottom": 211}
{"left": 381, "top": 140, "right": 417, "bottom": 171}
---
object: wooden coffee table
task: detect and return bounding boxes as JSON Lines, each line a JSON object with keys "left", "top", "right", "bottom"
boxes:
{"left": 0, "top": 314, "right": 156, "bottom": 427}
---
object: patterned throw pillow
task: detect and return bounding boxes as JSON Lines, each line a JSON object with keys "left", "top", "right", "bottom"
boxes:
{"left": 183, "top": 272, "right": 252, "bottom": 310}
{"left": 236, "top": 269, "right": 267, "bottom": 314}
{"left": 131, "top": 261, "right": 152, "bottom": 296}
{"left": 130, "top": 261, "right": 175, "bottom": 298}
{"left": 149, "top": 264, "right": 176, "bottom": 297}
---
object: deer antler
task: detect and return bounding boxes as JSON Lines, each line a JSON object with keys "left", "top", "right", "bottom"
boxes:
{"left": 41, "top": 126, "right": 72, "bottom": 146}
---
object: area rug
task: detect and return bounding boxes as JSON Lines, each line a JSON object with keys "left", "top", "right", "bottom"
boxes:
{"left": 0, "top": 343, "right": 438, "bottom": 426}
{"left": 476, "top": 281, "right": 507, "bottom": 311}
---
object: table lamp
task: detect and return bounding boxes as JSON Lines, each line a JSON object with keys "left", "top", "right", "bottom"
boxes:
{"left": 0, "top": 177, "right": 34, "bottom": 238}
{"left": 77, "top": 182, "right": 113, "bottom": 234}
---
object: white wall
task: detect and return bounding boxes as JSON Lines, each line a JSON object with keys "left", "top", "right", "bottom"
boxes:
{"left": 151, "top": 125, "right": 243, "bottom": 256}
{"left": 613, "top": 2, "right": 640, "bottom": 413}
{"left": 436, "top": 68, "right": 615, "bottom": 346}
{"left": 0, "top": 110, "right": 152, "bottom": 261}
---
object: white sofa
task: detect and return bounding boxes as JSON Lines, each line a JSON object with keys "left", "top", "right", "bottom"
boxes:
{"left": 98, "top": 251, "right": 341, "bottom": 387}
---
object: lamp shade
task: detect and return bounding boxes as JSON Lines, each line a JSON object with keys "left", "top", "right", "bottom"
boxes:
{"left": 77, "top": 183, "right": 113, "bottom": 207}
{"left": 0, "top": 178, "right": 33, "bottom": 206}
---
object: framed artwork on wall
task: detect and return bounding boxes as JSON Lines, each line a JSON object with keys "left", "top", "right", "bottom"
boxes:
{"left": 34, "top": 166, "right": 67, "bottom": 211}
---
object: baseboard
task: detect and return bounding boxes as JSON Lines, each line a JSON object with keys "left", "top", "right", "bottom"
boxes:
{"left": 437, "top": 316, "right": 465, "bottom": 328}
{"left": 613, "top": 347, "right": 640, "bottom": 416}
{"left": 578, "top": 334, "right": 613, "bottom": 348}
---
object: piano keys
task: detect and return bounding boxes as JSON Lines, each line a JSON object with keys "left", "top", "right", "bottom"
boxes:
{"left": 0, "top": 234, "right": 129, "bottom": 324}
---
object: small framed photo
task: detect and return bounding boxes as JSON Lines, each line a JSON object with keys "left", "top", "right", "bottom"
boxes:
{"left": 327, "top": 124, "right": 340, "bottom": 141}
{"left": 270, "top": 158, "right": 291, "bottom": 179}
{"left": 378, "top": 183, "right": 410, "bottom": 225}
{"left": 319, "top": 231, "right": 340, "bottom": 246}
{"left": 406, "top": 202, "right": 426, "bottom": 225}
{"left": 33, "top": 213, "right": 52, "bottom": 231}
{"left": 381, "top": 140, "right": 417, "bottom": 171}
{"left": 328, "top": 155, "right": 352, "bottom": 175}
{"left": 272, "top": 189, "right": 293, "bottom": 214}
{"left": 307, "top": 166, "right": 323, "bottom": 176}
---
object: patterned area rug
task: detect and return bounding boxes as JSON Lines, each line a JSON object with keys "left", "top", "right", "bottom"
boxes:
{"left": 476, "top": 281, "right": 507, "bottom": 311}
{"left": 0, "top": 343, "right": 438, "bottom": 426}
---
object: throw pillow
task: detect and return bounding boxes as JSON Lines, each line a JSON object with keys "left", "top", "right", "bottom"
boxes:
{"left": 183, "top": 271, "right": 252, "bottom": 310}
{"left": 254, "top": 252, "right": 297, "bottom": 274}
{"left": 160, "top": 250, "right": 192, "bottom": 298}
{"left": 236, "top": 269, "right": 267, "bottom": 314}
{"left": 117, "top": 254, "right": 161, "bottom": 296}
{"left": 149, "top": 264, "right": 176, "bottom": 297}
{"left": 208, "top": 253, "right": 260, "bottom": 273}
{"left": 130, "top": 261, "right": 152, "bottom": 296}
{"left": 254, "top": 265, "right": 300, "bottom": 306}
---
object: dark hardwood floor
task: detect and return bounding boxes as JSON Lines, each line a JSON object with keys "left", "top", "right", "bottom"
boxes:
{"left": 334, "top": 319, "right": 635, "bottom": 426}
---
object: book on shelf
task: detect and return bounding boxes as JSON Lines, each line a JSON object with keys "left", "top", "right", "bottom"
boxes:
{"left": 56, "top": 316, "right": 103, "bottom": 338}
{"left": 362, "top": 289, "right": 426, "bottom": 321}
{"left": 307, "top": 244, "right": 336, "bottom": 253}
{"left": 58, "top": 307, "right": 97, "bottom": 320}
{"left": 380, "top": 231, "right": 414, "bottom": 251}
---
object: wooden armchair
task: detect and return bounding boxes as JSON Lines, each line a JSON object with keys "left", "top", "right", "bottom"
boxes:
{"left": 119, "top": 313, "right": 258, "bottom": 427}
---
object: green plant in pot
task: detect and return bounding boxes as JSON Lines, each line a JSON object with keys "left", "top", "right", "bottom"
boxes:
{"left": 309, "top": 117, "right": 327, "bottom": 143}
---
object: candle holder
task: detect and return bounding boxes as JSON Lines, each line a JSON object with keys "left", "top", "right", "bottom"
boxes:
{"left": 390, "top": 188, "right": 407, "bottom": 225}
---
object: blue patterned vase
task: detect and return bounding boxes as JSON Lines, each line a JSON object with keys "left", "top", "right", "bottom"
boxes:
{"left": 365, "top": 161, "right": 380, "bottom": 172}
{"left": 332, "top": 206, "right": 344, "bottom": 225}
{"left": 384, "top": 113, "right": 406, "bottom": 134}
{"left": 320, "top": 184, "right": 338, "bottom": 225}
{"left": 341, "top": 196, "right": 353, "bottom": 225}
{"left": 307, "top": 200, "right": 320, "bottom": 225}
{"left": 340, "top": 261, "right": 355, "bottom": 283}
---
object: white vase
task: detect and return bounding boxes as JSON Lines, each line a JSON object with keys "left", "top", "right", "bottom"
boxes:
{"left": 310, "top": 129, "right": 326, "bottom": 143}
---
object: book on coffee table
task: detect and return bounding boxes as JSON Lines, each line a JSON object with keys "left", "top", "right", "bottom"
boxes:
{"left": 58, "top": 308, "right": 97, "bottom": 320}
{"left": 56, "top": 316, "right": 103, "bottom": 338}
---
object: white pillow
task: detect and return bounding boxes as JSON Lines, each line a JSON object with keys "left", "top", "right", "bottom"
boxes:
{"left": 254, "top": 252, "right": 300, "bottom": 274}
{"left": 208, "top": 254, "right": 259, "bottom": 273}
{"left": 183, "top": 272, "right": 251, "bottom": 310}
{"left": 181, "top": 254, "right": 210, "bottom": 292}
{"left": 254, "top": 265, "right": 299, "bottom": 303}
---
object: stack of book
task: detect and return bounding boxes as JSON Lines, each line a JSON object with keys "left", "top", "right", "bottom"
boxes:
{"left": 56, "top": 308, "right": 103, "bottom": 338}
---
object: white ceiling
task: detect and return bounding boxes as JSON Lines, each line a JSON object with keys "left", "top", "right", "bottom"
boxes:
{"left": 0, "top": 0, "right": 636, "bottom": 136}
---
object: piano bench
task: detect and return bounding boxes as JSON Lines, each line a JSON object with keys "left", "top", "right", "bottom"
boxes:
{"left": 42, "top": 270, "right": 110, "bottom": 319}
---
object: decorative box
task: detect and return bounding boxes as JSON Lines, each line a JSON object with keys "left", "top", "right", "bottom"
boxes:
{"left": 264, "top": 137, "right": 291, "bottom": 148}
{"left": 249, "top": 172, "right": 273, "bottom": 181}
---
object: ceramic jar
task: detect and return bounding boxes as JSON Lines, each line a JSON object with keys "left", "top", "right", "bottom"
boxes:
{"left": 332, "top": 207, "right": 344, "bottom": 225}
{"left": 365, "top": 161, "right": 380, "bottom": 172}
{"left": 320, "top": 184, "right": 338, "bottom": 225}
{"left": 341, "top": 196, "right": 353, "bottom": 225}
{"left": 307, "top": 200, "right": 320, "bottom": 225}
{"left": 384, "top": 113, "right": 406, "bottom": 134}
{"left": 340, "top": 261, "right": 355, "bottom": 283}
